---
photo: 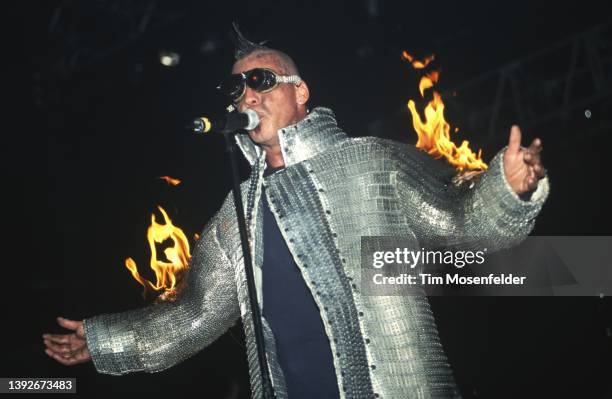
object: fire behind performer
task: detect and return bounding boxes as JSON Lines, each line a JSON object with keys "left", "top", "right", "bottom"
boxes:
{"left": 43, "top": 26, "right": 548, "bottom": 398}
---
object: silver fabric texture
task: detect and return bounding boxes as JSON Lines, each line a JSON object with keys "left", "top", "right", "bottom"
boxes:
{"left": 84, "top": 107, "right": 549, "bottom": 398}
{"left": 83, "top": 199, "right": 242, "bottom": 375}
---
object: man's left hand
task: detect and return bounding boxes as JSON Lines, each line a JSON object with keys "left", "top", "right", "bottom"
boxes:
{"left": 503, "top": 125, "right": 547, "bottom": 195}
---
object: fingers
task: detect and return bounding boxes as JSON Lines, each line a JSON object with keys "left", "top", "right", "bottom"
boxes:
{"left": 507, "top": 125, "right": 522, "bottom": 155}
{"left": 44, "top": 348, "right": 83, "bottom": 366}
{"left": 44, "top": 340, "right": 91, "bottom": 366}
{"left": 56, "top": 317, "right": 82, "bottom": 332}
{"left": 523, "top": 137, "right": 545, "bottom": 181}
{"left": 42, "top": 333, "right": 71, "bottom": 345}
{"left": 44, "top": 338, "right": 71, "bottom": 355}
{"left": 527, "top": 168, "right": 538, "bottom": 190}
{"left": 528, "top": 178, "right": 538, "bottom": 191}
{"left": 524, "top": 162, "right": 546, "bottom": 191}
{"left": 534, "top": 163, "right": 547, "bottom": 179}
{"left": 523, "top": 150, "right": 540, "bottom": 165}
{"left": 45, "top": 348, "right": 71, "bottom": 365}
{"left": 524, "top": 137, "right": 542, "bottom": 162}
{"left": 528, "top": 137, "right": 543, "bottom": 154}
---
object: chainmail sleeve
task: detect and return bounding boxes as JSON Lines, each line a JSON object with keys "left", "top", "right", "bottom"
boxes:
{"left": 395, "top": 143, "right": 550, "bottom": 250}
{"left": 83, "top": 195, "right": 241, "bottom": 375}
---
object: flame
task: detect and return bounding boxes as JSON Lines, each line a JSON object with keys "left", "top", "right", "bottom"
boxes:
{"left": 159, "top": 176, "right": 181, "bottom": 186}
{"left": 404, "top": 51, "right": 487, "bottom": 172}
{"left": 402, "top": 50, "right": 435, "bottom": 69}
{"left": 125, "top": 206, "right": 191, "bottom": 300}
{"left": 419, "top": 71, "right": 440, "bottom": 97}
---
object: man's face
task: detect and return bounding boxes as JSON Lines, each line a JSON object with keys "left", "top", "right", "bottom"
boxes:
{"left": 231, "top": 54, "right": 306, "bottom": 149}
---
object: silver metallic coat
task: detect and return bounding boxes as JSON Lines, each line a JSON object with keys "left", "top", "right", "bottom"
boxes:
{"left": 84, "top": 107, "right": 549, "bottom": 398}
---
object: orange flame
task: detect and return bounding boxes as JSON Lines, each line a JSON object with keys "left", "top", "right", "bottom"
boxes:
{"left": 125, "top": 206, "right": 191, "bottom": 300}
{"left": 159, "top": 176, "right": 181, "bottom": 186}
{"left": 404, "top": 51, "right": 487, "bottom": 172}
{"left": 402, "top": 50, "right": 435, "bottom": 69}
{"left": 419, "top": 70, "right": 440, "bottom": 97}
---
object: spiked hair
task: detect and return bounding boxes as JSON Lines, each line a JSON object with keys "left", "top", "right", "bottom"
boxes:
{"left": 231, "top": 22, "right": 269, "bottom": 60}
{"left": 230, "top": 22, "right": 300, "bottom": 76}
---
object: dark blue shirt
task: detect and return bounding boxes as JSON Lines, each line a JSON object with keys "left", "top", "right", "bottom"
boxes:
{"left": 261, "top": 167, "right": 339, "bottom": 398}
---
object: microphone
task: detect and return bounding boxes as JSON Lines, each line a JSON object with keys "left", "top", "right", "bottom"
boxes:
{"left": 191, "top": 109, "right": 259, "bottom": 134}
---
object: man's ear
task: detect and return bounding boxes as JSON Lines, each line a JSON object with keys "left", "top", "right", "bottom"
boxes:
{"left": 295, "top": 80, "right": 310, "bottom": 105}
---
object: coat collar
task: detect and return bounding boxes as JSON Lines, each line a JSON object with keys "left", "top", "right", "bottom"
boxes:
{"left": 235, "top": 107, "right": 348, "bottom": 169}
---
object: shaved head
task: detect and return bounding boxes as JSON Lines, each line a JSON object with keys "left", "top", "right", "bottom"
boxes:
{"left": 234, "top": 48, "right": 299, "bottom": 76}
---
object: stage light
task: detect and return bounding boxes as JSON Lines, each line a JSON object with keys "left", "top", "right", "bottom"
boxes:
{"left": 159, "top": 51, "right": 180, "bottom": 67}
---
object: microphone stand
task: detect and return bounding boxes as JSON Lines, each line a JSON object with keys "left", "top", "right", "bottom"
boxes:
{"left": 221, "top": 126, "right": 276, "bottom": 399}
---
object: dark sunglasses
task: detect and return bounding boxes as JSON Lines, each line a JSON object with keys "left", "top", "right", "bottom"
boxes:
{"left": 217, "top": 68, "right": 302, "bottom": 103}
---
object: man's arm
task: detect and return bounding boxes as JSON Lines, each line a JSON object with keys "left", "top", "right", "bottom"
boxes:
{"left": 44, "top": 194, "right": 241, "bottom": 375}
{"left": 397, "top": 125, "right": 549, "bottom": 251}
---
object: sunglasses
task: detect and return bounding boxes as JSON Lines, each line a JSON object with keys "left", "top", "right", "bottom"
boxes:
{"left": 217, "top": 68, "right": 302, "bottom": 103}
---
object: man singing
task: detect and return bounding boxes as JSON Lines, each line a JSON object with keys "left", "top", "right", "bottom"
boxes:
{"left": 43, "top": 27, "right": 549, "bottom": 398}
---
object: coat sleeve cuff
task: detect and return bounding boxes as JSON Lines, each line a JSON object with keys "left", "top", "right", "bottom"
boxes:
{"left": 83, "top": 311, "right": 145, "bottom": 375}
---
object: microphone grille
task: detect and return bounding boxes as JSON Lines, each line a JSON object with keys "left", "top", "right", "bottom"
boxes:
{"left": 243, "top": 109, "right": 260, "bottom": 130}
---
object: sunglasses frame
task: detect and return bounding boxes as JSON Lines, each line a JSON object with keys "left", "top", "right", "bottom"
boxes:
{"left": 217, "top": 68, "right": 302, "bottom": 103}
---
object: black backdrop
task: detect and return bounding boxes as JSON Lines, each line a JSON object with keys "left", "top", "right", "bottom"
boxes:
{"left": 4, "top": 1, "right": 611, "bottom": 398}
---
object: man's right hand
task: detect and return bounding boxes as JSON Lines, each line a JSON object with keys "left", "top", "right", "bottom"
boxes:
{"left": 43, "top": 317, "right": 91, "bottom": 366}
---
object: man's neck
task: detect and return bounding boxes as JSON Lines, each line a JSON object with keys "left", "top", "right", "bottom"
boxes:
{"left": 265, "top": 146, "right": 285, "bottom": 168}
{"left": 266, "top": 147, "right": 285, "bottom": 169}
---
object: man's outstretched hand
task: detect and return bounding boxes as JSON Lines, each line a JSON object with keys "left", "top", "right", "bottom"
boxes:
{"left": 503, "top": 125, "right": 547, "bottom": 195}
{"left": 43, "top": 317, "right": 91, "bottom": 366}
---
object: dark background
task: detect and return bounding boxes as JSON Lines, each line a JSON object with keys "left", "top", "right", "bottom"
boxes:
{"left": 4, "top": 1, "right": 611, "bottom": 398}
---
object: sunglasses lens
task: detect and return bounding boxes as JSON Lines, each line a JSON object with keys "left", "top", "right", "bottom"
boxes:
{"left": 218, "top": 69, "right": 281, "bottom": 102}
{"left": 218, "top": 74, "right": 246, "bottom": 101}
{"left": 246, "top": 69, "right": 277, "bottom": 92}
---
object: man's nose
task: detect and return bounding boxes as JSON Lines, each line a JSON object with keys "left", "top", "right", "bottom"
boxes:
{"left": 242, "top": 86, "right": 261, "bottom": 107}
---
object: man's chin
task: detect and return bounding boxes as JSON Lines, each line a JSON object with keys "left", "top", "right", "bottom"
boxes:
{"left": 248, "top": 121, "right": 274, "bottom": 140}
{"left": 248, "top": 128, "right": 272, "bottom": 144}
